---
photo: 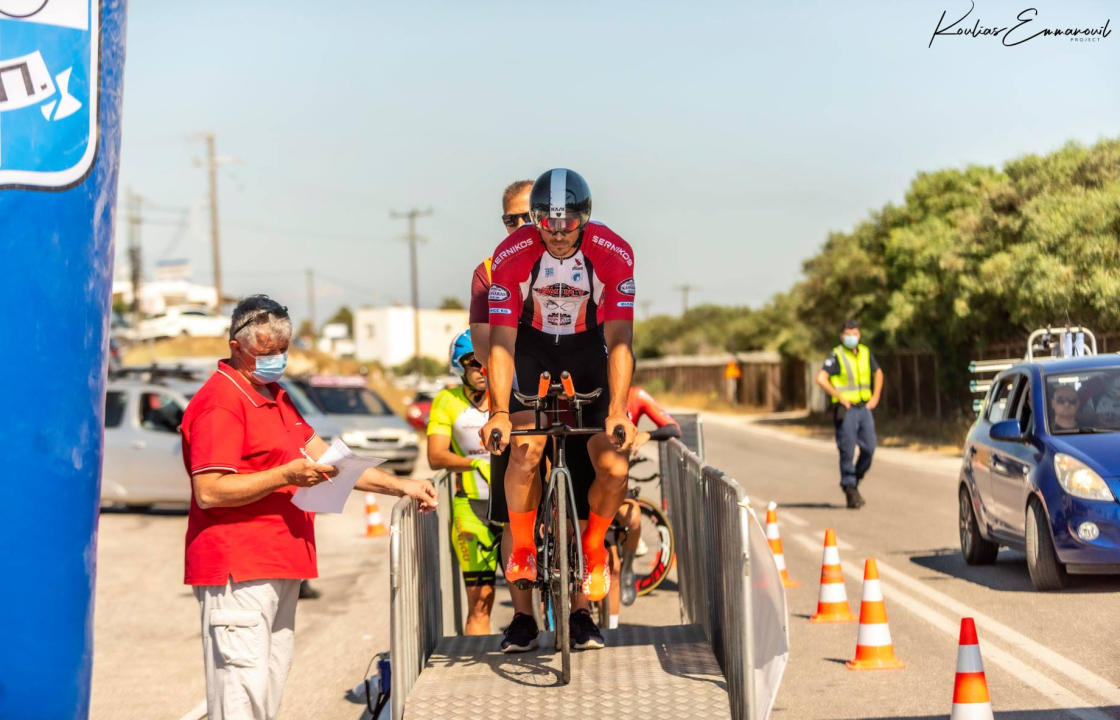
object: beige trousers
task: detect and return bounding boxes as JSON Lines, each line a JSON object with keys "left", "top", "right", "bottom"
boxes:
{"left": 195, "top": 577, "right": 300, "bottom": 720}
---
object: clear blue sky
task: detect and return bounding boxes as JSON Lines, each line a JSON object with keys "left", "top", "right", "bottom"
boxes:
{"left": 116, "top": 0, "right": 1120, "bottom": 324}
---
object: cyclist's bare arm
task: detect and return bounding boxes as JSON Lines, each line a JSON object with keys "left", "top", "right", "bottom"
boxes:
{"left": 604, "top": 319, "right": 637, "bottom": 451}
{"left": 469, "top": 322, "right": 490, "bottom": 367}
{"left": 426, "top": 433, "right": 476, "bottom": 473}
{"left": 481, "top": 324, "right": 517, "bottom": 452}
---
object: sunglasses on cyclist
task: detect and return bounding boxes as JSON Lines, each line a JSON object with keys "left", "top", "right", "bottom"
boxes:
{"left": 460, "top": 357, "right": 483, "bottom": 371}
{"left": 536, "top": 215, "right": 582, "bottom": 233}
{"left": 1054, "top": 395, "right": 1079, "bottom": 406}
{"left": 502, "top": 212, "right": 532, "bottom": 229}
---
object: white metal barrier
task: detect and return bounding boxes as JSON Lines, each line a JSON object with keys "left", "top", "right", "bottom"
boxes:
{"left": 660, "top": 436, "right": 756, "bottom": 720}
{"left": 389, "top": 470, "right": 454, "bottom": 720}
{"left": 392, "top": 419, "right": 782, "bottom": 720}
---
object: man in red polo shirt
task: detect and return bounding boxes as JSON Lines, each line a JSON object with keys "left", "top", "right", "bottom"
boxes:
{"left": 182, "top": 295, "right": 436, "bottom": 720}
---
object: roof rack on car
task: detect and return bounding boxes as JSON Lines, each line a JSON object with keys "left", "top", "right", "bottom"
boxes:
{"left": 968, "top": 326, "right": 1098, "bottom": 414}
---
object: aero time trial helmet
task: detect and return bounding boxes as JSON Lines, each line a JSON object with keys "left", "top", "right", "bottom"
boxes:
{"left": 529, "top": 168, "right": 591, "bottom": 233}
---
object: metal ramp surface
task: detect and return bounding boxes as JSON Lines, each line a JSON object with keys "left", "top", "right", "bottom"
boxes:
{"left": 403, "top": 624, "right": 731, "bottom": 719}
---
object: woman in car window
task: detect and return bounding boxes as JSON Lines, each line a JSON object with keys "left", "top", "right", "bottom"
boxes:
{"left": 1050, "top": 385, "right": 1080, "bottom": 431}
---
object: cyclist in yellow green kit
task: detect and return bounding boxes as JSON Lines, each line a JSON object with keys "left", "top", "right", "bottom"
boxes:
{"left": 427, "top": 330, "right": 496, "bottom": 635}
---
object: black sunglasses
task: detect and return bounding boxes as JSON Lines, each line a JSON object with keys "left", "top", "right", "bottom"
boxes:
{"left": 501, "top": 212, "right": 531, "bottom": 228}
{"left": 1054, "top": 395, "right": 1079, "bottom": 406}
{"left": 231, "top": 304, "right": 289, "bottom": 338}
{"left": 461, "top": 358, "right": 483, "bottom": 371}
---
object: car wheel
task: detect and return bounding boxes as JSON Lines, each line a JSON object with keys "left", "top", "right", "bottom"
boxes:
{"left": 1025, "top": 498, "right": 1067, "bottom": 591}
{"left": 959, "top": 486, "right": 998, "bottom": 565}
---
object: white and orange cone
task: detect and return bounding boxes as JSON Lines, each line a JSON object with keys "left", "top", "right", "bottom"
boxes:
{"left": 364, "top": 493, "right": 389, "bottom": 537}
{"left": 951, "top": 618, "right": 994, "bottom": 720}
{"left": 846, "top": 558, "right": 904, "bottom": 670}
{"left": 765, "top": 502, "right": 799, "bottom": 588}
{"left": 809, "top": 529, "right": 857, "bottom": 623}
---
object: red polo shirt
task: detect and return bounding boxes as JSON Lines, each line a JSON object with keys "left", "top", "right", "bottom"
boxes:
{"left": 181, "top": 360, "right": 318, "bottom": 585}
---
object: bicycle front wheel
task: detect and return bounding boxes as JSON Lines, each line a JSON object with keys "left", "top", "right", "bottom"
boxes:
{"left": 551, "top": 467, "right": 571, "bottom": 684}
{"left": 634, "top": 497, "right": 675, "bottom": 597}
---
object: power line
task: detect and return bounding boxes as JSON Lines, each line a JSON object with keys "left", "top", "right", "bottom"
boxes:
{"left": 223, "top": 219, "right": 394, "bottom": 242}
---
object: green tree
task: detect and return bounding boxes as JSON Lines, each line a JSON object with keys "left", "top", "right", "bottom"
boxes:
{"left": 439, "top": 296, "right": 465, "bottom": 310}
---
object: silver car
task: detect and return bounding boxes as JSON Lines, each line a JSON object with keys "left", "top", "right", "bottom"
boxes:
{"left": 102, "top": 378, "right": 192, "bottom": 508}
{"left": 295, "top": 376, "right": 419, "bottom": 476}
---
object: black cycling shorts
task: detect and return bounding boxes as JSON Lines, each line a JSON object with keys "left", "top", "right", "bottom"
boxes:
{"left": 486, "top": 435, "right": 595, "bottom": 523}
{"left": 508, "top": 330, "right": 610, "bottom": 427}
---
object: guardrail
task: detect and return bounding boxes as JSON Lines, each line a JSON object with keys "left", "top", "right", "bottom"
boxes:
{"left": 389, "top": 470, "right": 454, "bottom": 720}
{"left": 661, "top": 436, "right": 756, "bottom": 720}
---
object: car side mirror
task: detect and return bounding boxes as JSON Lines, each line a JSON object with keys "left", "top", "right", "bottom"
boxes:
{"left": 990, "top": 418, "right": 1024, "bottom": 441}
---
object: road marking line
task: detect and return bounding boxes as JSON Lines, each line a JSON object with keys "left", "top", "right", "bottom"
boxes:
{"left": 780, "top": 510, "right": 809, "bottom": 527}
{"left": 749, "top": 497, "right": 810, "bottom": 527}
{"left": 790, "top": 533, "right": 1120, "bottom": 714}
{"left": 177, "top": 699, "right": 207, "bottom": 720}
{"left": 838, "top": 558, "right": 1113, "bottom": 720}
{"left": 835, "top": 538, "right": 854, "bottom": 551}
{"left": 874, "top": 560, "right": 1120, "bottom": 706}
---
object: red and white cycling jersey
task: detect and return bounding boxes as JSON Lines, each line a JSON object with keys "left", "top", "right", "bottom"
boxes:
{"left": 488, "top": 222, "right": 635, "bottom": 336}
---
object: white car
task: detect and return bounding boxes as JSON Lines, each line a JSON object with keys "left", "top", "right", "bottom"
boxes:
{"left": 102, "top": 378, "right": 192, "bottom": 507}
{"left": 135, "top": 306, "right": 230, "bottom": 341}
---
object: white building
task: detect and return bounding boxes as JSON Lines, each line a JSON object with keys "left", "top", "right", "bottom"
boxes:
{"left": 354, "top": 306, "right": 469, "bottom": 366}
{"left": 317, "top": 323, "right": 357, "bottom": 358}
{"left": 112, "top": 259, "right": 218, "bottom": 315}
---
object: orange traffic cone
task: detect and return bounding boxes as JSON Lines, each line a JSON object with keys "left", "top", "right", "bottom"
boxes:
{"left": 364, "top": 492, "right": 389, "bottom": 537}
{"left": 846, "top": 558, "right": 904, "bottom": 670}
{"left": 765, "top": 502, "right": 799, "bottom": 588}
{"left": 809, "top": 529, "right": 856, "bottom": 623}
{"left": 951, "top": 618, "right": 994, "bottom": 720}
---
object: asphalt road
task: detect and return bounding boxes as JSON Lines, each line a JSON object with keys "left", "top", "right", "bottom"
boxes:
{"left": 701, "top": 413, "right": 1120, "bottom": 720}
{"left": 90, "top": 414, "right": 1120, "bottom": 719}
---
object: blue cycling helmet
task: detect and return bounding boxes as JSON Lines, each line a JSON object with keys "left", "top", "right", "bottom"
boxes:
{"left": 448, "top": 329, "right": 474, "bottom": 376}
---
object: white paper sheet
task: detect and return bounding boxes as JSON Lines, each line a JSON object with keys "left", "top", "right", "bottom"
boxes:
{"left": 291, "top": 438, "right": 385, "bottom": 514}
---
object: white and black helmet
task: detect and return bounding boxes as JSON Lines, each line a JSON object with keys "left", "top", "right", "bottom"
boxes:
{"left": 529, "top": 168, "right": 592, "bottom": 232}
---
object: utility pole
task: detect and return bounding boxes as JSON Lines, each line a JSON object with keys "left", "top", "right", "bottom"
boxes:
{"left": 196, "top": 132, "right": 223, "bottom": 311}
{"left": 126, "top": 188, "right": 143, "bottom": 327}
{"left": 305, "top": 269, "right": 316, "bottom": 339}
{"left": 391, "top": 207, "right": 433, "bottom": 379}
{"left": 639, "top": 300, "right": 653, "bottom": 321}
{"left": 674, "top": 284, "right": 696, "bottom": 316}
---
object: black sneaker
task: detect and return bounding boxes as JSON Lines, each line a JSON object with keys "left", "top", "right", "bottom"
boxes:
{"left": 569, "top": 609, "right": 605, "bottom": 650}
{"left": 500, "top": 613, "right": 539, "bottom": 653}
{"left": 298, "top": 580, "right": 321, "bottom": 599}
{"left": 620, "top": 551, "right": 637, "bottom": 607}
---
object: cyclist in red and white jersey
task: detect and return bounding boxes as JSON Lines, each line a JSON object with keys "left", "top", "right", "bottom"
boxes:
{"left": 481, "top": 169, "right": 637, "bottom": 648}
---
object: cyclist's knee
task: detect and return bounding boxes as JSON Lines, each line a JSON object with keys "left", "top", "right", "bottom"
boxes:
{"left": 509, "top": 436, "right": 546, "bottom": 471}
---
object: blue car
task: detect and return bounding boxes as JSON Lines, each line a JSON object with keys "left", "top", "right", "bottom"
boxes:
{"left": 959, "top": 355, "right": 1120, "bottom": 590}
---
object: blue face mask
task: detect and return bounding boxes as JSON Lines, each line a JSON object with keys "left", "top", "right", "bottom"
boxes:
{"left": 842, "top": 334, "right": 859, "bottom": 350}
{"left": 250, "top": 352, "right": 287, "bottom": 384}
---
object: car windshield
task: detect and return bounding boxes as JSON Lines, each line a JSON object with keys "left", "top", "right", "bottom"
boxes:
{"left": 283, "top": 382, "right": 321, "bottom": 416}
{"left": 1044, "top": 368, "right": 1120, "bottom": 435}
{"left": 308, "top": 386, "right": 391, "bottom": 416}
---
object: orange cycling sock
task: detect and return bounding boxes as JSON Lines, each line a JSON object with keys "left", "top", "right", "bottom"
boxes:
{"left": 581, "top": 511, "right": 613, "bottom": 601}
{"left": 508, "top": 509, "right": 537, "bottom": 553}
{"left": 506, "top": 509, "right": 538, "bottom": 582}
{"left": 581, "top": 511, "right": 612, "bottom": 568}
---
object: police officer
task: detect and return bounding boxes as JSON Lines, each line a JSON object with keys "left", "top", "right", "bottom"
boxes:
{"left": 814, "top": 319, "right": 884, "bottom": 509}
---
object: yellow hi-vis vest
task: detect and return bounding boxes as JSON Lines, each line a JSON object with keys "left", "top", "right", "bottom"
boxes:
{"left": 830, "top": 344, "right": 872, "bottom": 404}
